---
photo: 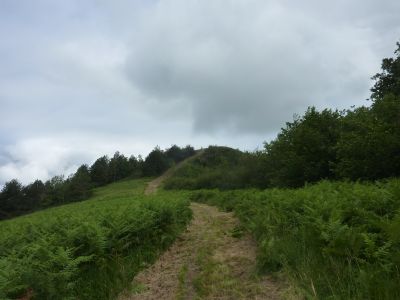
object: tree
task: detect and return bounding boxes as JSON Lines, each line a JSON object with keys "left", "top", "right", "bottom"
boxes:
{"left": 143, "top": 147, "right": 170, "bottom": 176}
{"left": 108, "top": 152, "right": 131, "bottom": 182}
{"left": 165, "top": 144, "right": 196, "bottom": 164}
{"left": 264, "top": 107, "right": 342, "bottom": 187}
{"left": 336, "top": 42, "right": 400, "bottom": 180}
{"left": 335, "top": 107, "right": 375, "bottom": 179}
{"left": 43, "top": 176, "right": 66, "bottom": 206}
{"left": 165, "top": 145, "right": 183, "bottom": 163}
{"left": 0, "top": 179, "right": 23, "bottom": 218}
{"left": 370, "top": 42, "right": 400, "bottom": 100}
{"left": 182, "top": 145, "right": 196, "bottom": 158}
{"left": 22, "top": 180, "right": 45, "bottom": 211}
{"left": 128, "top": 155, "right": 142, "bottom": 177}
{"left": 90, "top": 156, "right": 110, "bottom": 186}
{"left": 65, "top": 165, "right": 92, "bottom": 201}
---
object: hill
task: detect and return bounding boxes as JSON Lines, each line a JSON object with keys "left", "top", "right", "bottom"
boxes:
{"left": 164, "top": 146, "right": 267, "bottom": 190}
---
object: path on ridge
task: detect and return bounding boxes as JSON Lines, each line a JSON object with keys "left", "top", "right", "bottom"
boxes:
{"left": 144, "top": 150, "right": 204, "bottom": 195}
{"left": 120, "top": 154, "right": 284, "bottom": 300}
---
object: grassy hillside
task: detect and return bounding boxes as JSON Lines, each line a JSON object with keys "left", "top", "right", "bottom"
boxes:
{"left": 0, "top": 178, "right": 192, "bottom": 300}
{"left": 164, "top": 146, "right": 266, "bottom": 190}
{"left": 190, "top": 180, "right": 400, "bottom": 299}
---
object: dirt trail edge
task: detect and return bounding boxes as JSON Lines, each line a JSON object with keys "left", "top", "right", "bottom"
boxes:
{"left": 120, "top": 153, "right": 284, "bottom": 300}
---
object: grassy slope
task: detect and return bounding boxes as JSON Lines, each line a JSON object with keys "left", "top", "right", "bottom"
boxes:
{"left": 164, "top": 146, "right": 251, "bottom": 190}
{"left": 0, "top": 178, "right": 192, "bottom": 300}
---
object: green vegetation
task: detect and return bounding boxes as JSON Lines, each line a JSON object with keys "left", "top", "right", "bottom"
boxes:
{"left": 0, "top": 179, "right": 192, "bottom": 299}
{"left": 164, "top": 146, "right": 267, "bottom": 190}
{"left": 0, "top": 145, "right": 195, "bottom": 220}
{"left": 191, "top": 180, "right": 400, "bottom": 299}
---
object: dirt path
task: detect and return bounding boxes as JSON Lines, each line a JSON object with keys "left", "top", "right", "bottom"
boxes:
{"left": 119, "top": 203, "right": 283, "bottom": 300}
{"left": 122, "top": 152, "right": 284, "bottom": 299}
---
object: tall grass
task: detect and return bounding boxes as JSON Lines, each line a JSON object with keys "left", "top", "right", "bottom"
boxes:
{"left": 0, "top": 179, "right": 192, "bottom": 299}
{"left": 191, "top": 180, "right": 400, "bottom": 299}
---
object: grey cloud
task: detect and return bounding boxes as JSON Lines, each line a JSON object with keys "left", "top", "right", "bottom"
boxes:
{"left": 125, "top": 0, "right": 399, "bottom": 133}
{"left": 1, "top": 0, "right": 399, "bottom": 185}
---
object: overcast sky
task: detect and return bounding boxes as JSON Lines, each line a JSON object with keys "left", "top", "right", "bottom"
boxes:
{"left": 0, "top": 0, "right": 399, "bottom": 186}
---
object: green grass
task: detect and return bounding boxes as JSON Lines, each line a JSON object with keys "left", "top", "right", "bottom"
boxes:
{"left": 0, "top": 178, "right": 192, "bottom": 300}
{"left": 190, "top": 179, "right": 400, "bottom": 299}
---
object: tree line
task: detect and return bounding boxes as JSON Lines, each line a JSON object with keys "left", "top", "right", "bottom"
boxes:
{"left": 0, "top": 145, "right": 195, "bottom": 219}
{"left": 261, "top": 42, "right": 400, "bottom": 187}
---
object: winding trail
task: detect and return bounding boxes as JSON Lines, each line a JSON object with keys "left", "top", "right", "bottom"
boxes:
{"left": 120, "top": 154, "right": 283, "bottom": 300}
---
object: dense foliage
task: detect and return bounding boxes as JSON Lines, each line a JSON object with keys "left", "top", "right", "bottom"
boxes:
{"left": 0, "top": 179, "right": 192, "bottom": 299}
{"left": 264, "top": 107, "right": 342, "bottom": 187}
{"left": 191, "top": 180, "right": 400, "bottom": 299}
{"left": 0, "top": 145, "right": 195, "bottom": 220}
{"left": 264, "top": 42, "right": 400, "bottom": 187}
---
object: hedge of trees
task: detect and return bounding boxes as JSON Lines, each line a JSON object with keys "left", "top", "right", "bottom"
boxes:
{"left": 0, "top": 145, "right": 195, "bottom": 220}
{"left": 262, "top": 42, "right": 400, "bottom": 187}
